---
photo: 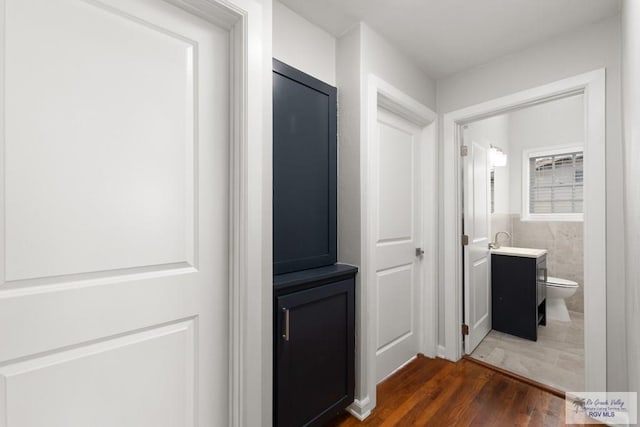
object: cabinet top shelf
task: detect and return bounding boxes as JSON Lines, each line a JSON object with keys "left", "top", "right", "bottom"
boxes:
{"left": 274, "top": 263, "right": 358, "bottom": 293}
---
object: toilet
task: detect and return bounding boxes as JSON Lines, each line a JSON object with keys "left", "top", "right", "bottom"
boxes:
{"left": 545, "top": 276, "right": 579, "bottom": 321}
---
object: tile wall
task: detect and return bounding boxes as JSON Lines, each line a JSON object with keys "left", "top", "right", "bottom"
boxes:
{"left": 491, "top": 214, "right": 584, "bottom": 313}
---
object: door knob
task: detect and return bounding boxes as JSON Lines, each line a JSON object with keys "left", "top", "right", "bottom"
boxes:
{"left": 415, "top": 248, "right": 425, "bottom": 257}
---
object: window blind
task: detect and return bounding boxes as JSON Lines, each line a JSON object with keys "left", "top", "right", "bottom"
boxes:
{"left": 529, "top": 151, "right": 583, "bottom": 214}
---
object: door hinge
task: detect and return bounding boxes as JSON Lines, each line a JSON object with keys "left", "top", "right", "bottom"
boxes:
{"left": 461, "top": 235, "right": 469, "bottom": 246}
{"left": 460, "top": 145, "right": 468, "bottom": 157}
{"left": 462, "top": 324, "right": 469, "bottom": 336}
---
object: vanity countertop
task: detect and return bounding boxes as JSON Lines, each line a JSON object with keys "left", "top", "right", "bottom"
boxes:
{"left": 491, "top": 246, "right": 547, "bottom": 258}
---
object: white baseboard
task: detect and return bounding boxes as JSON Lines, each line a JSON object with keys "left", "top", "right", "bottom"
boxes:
{"left": 437, "top": 344, "right": 447, "bottom": 359}
{"left": 347, "top": 397, "right": 372, "bottom": 421}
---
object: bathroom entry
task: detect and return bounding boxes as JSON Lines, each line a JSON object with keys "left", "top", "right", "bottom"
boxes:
{"left": 461, "top": 94, "right": 587, "bottom": 391}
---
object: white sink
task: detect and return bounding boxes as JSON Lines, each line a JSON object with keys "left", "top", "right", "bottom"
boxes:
{"left": 490, "top": 246, "right": 547, "bottom": 258}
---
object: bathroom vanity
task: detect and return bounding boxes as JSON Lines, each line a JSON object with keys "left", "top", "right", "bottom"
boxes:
{"left": 491, "top": 247, "right": 547, "bottom": 341}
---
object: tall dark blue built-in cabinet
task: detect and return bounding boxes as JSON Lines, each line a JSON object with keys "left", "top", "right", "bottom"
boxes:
{"left": 272, "top": 59, "right": 357, "bottom": 427}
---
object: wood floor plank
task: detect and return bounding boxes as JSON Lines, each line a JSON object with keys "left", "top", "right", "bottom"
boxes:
{"left": 484, "top": 375, "right": 526, "bottom": 426}
{"left": 424, "top": 364, "right": 495, "bottom": 426}
{"left": 328, "top": 356, "right": 576, "bottom": 427}
{"left": 386, "top": 363, "right": 462, "bottom": 426}
{"left": 373, "top": 357, "right": 450, "bottom": 423}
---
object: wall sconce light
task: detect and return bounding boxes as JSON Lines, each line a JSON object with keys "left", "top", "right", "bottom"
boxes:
{"left": 489, "top": 145, "right": 507, "bottom": 167}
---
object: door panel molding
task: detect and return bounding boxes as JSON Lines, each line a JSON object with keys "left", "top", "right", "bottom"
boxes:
{"left": 4, "top": 0, "right": 199, "bottom": 282}
{"left": 0, "top": 319, "right": 196, "bottom": 427}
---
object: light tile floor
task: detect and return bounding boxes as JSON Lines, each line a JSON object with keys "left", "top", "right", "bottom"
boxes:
{"left": 470, "top": 311, "right": 584, "bottom": 391}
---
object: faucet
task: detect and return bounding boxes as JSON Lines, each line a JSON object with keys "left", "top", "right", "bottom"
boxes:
{"left": 489, "top": 231, "right": 511, "bottom": 249}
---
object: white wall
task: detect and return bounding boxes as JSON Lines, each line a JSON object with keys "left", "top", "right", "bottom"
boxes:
{"left": 436, "top": 15, "right": 626, "bottom": 391}
{"left": 507, "top": 94, "right": 584, "bottom": 214}
{"left": 464, "top": 115, "right": 510, "bottom": 213}
{"left": 336, "top": 22, "right": 437, "bottom": 415}
{"left": 464, "top": 95, "right": 584, "bottom": 217}
{"left": 622, "top": 0, "right": 640, "bottom": 402}
{"left": 465, "top": 95, "right": 585, "bottom": 216}
{"left": 273, "top": 1, "right": 336, "bottom": 85}
{"left": 336, "top": 25, "right": 362, "bottom": 276}
{"left": 360, "top": 24, "right": 436, "bottom": 110}
{"left": 335, "top": 25, "right": 364, "bottom": 410}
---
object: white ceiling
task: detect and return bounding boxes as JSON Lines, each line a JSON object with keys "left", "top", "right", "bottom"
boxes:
{"left": 278, "top": 0, "right": 621, "bottom": 78}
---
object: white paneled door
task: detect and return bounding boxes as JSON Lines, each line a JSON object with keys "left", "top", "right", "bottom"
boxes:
{"left": 463, "top": 134, "right": 492, "bottom": 354}
{"left": 374, "top": 108, "right": 423, "bottom": 382}
{"left": 0, "top": 0, "right": 229, "bottom": 425}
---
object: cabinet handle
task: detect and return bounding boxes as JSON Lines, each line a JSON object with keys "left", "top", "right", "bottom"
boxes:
{"left": 542, "top": 267, "right": 548, "bottom": 283}
{"left": 282, "top": 308, "right": 290, "bottom": 341}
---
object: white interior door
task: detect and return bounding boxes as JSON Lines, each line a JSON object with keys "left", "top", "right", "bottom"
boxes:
{"left": 374, "top": 108, "right": 423, "bottom": 383}
{"left": 463, "top": 133, "right": 492, "bottom": 354}
{"left": 0, "top": 0, "right": 230, "bottom": 425}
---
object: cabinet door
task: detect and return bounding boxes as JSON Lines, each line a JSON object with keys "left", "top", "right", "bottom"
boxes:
{"left": 272, "top": 59, "right": 337, "bottom": 274}
{"left": 275, "top": 279, "right": 354, "bottom": 427}
{"left": 491, "top": 255, "right": 538, "bottom": 340}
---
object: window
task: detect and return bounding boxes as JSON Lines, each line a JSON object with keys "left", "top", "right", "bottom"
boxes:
{"left": 522, "top": 146, "right": 583, "bottom": 221}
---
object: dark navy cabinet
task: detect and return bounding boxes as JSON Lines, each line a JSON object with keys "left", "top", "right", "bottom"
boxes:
{"left": 273, "top": 60, "right": 355, "bottom": 427}
{"left": 274, "top": 265, "right": 357, "bottom": 427}
{"left": 492, "top": 254, "right": 547, "bottom": 341}
{"left": 272, "top": 59, "right": 337, "bottom": 275}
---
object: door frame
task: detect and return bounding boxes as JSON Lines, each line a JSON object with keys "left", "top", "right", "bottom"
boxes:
{"left": 350, "top": 75, "right": 437, "bottom": 420}
{"left": 142, "top": 0, "right": 270, "bottom": 425}
{"left": 442, "top": 69, "right": 607, "bottom": 391}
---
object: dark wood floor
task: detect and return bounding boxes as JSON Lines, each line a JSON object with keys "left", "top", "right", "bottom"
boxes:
{"left": 327, "top": 355, "right": 589, "bottom": 426}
